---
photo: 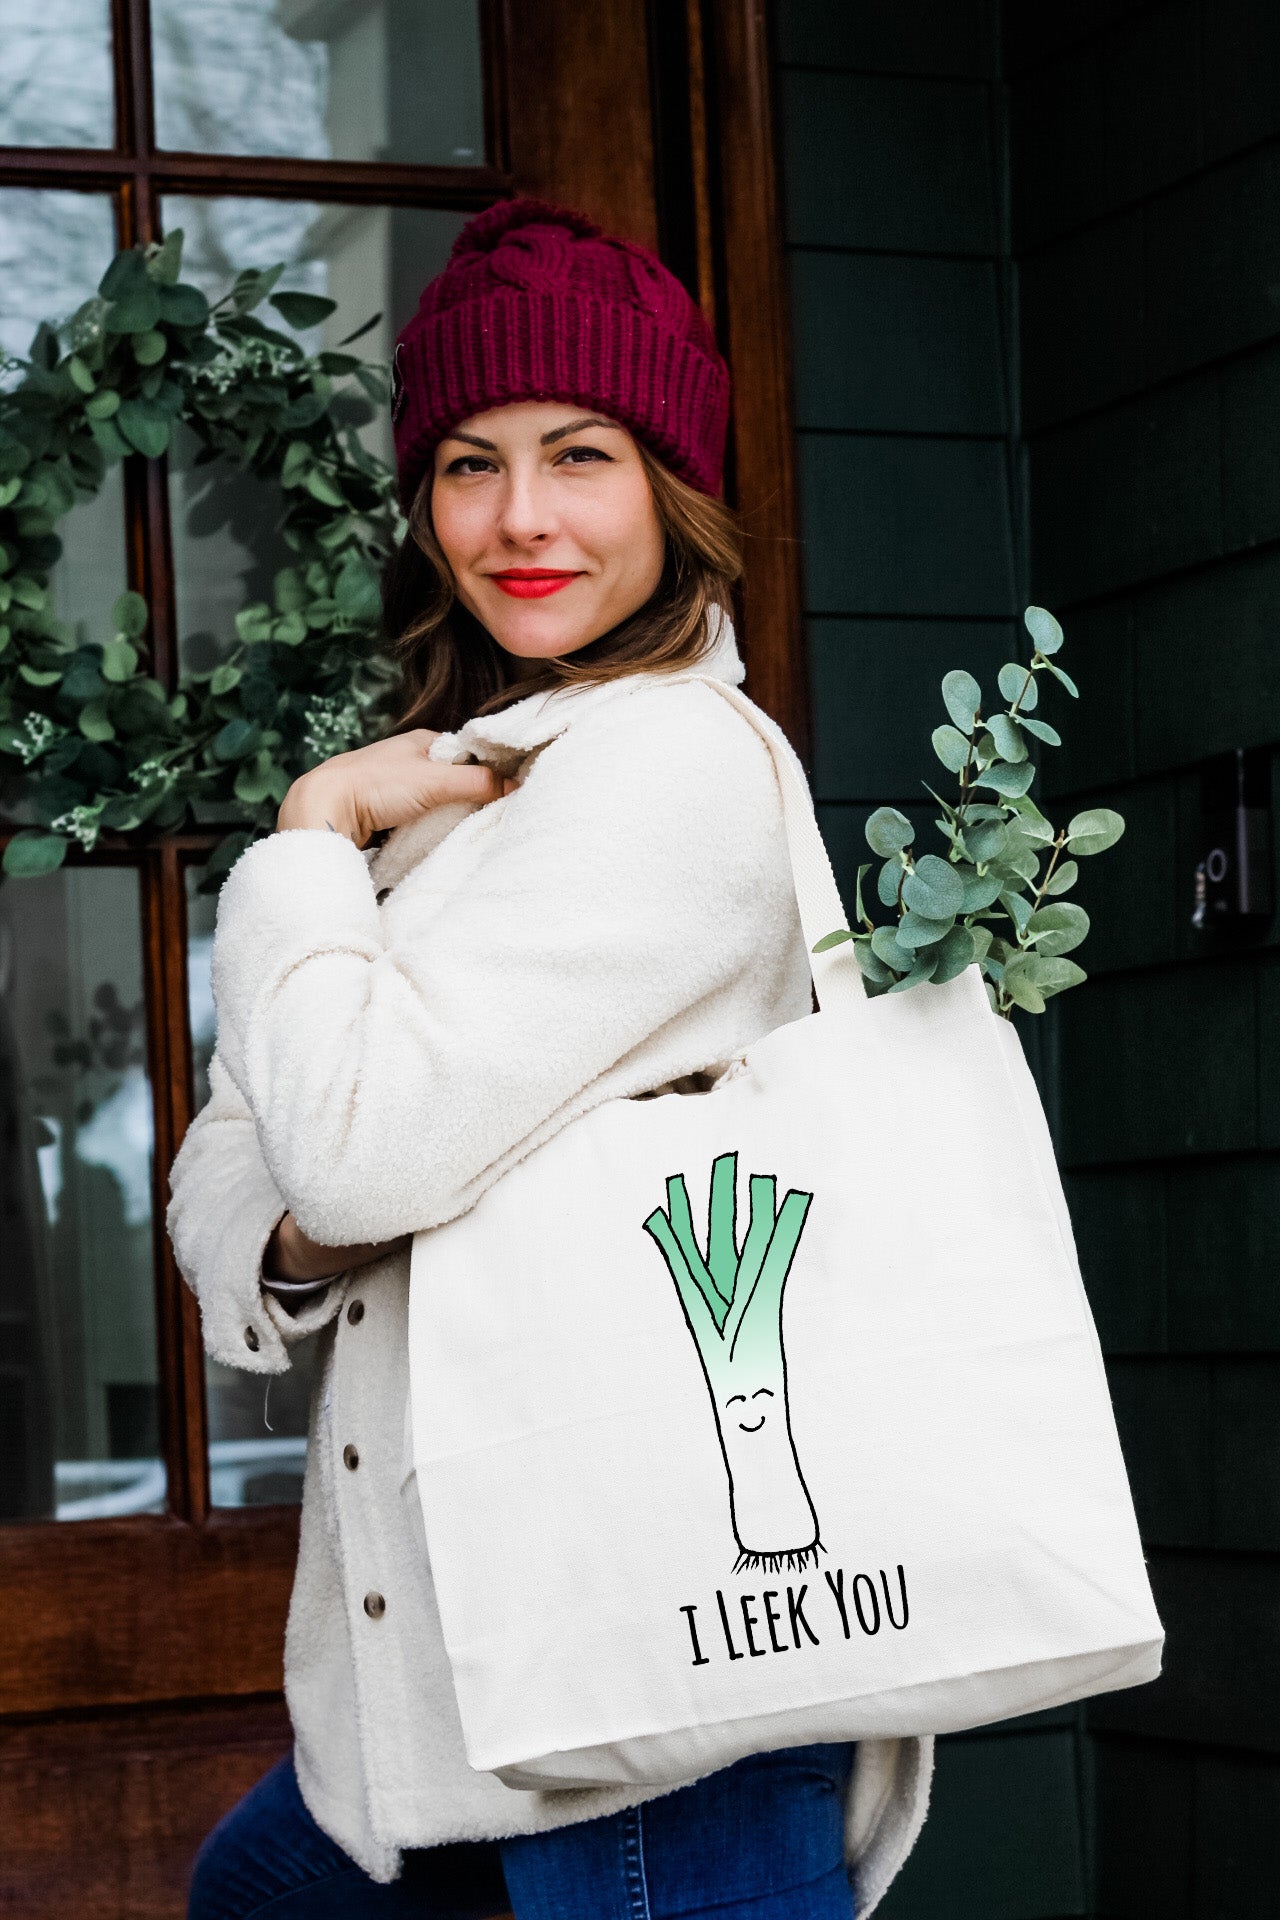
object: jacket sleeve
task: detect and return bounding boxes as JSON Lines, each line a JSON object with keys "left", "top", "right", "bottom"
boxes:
{"left": 207, "top": 679, "right": 800, "bottom": 1248}
{"left": 165, "top": 1047, "right": 348, "bottom": 1372}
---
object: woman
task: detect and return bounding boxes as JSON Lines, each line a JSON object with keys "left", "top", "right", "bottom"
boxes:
{"left": 169, "top": 199, "right": 932, "bottom": 1920}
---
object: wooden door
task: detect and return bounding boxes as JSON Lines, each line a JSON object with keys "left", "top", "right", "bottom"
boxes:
{"left": 0, "top": 3, "right": 799, "bottom": 1911}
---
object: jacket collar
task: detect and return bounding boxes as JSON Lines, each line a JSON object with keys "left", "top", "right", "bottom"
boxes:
{"left": 366, "top": 610, "right": 745, "bottom": 892}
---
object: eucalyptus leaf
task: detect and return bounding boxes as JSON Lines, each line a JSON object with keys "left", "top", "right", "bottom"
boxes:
{"left": 147, "top": 230, "right": 183, "bottom": 286}
{"left": 974, "top": 760, "right": 1036, "bottom": 798}
{"left": 100, "top": 638, "right": 138, "bottom": 682}
{"left": 854, "top": 940, "right": 895, "bottom": 987}
{"left": 157, "top": 283, "right": 210, "bottom": 328}
{"left": 235, "top": 604, "right": 273, "bottom": 645}
{"left": 967, "top": 924, "right": 994, "bottom": 966}
{"left": 1002, "top": 955, "right": 1046, "bottom": 1014}
{"left": 960, "top": 869, "right": 1002, "bottom": 911}
{"left": 931, "top": 723, "right": 971, "bottom": 772}
{"left": 1044, "top": 858, "right": 1079, "bottom": 895}
{"left": 888, "top": 949, "right": 939, "bottom": 993}
{"left": 901, "top": 852, "right": 964, "bottom": 919}
{"left": 104, "top": 286, "right": 161, "bottom": 335}
{"left": 117, "top": 399, "right": 169, "bottom": 457}
{"left": 985, "top": 712, "right": 1028, "bottom": 763}
{"left": 213, "top": 717, "right": 261, "bottom": 761}
{"left": 998, "top": 660, "right": 1036, "bottom": 709}
{"left": 1067, "top": 806, "right": 1125, "bottom": 856}
{"left": 942, "top": 668, "right": 982, "bottom": 732}
{"left": 853, "top": 860, "right": 871, "bottom": 927}
{"left": 1001, "top": 889, "right": 1033, "bottom": 935}
{"left": 133, "top": 330, "right": 167, "bottom": 366}
{"left": 1027, "top": 901, "right": 1090, "bottom": 956}
{"left": 113, "top": 590, "right": 148, "bottom": 638}
{"left": 1043, "top": 658, "right": 1079, "bottom": 697}
{"left": 305, "top": 467, "right": 346, "bottom": 508}
{"left": 877, "top": 857, "right": 904, "bottom": 908}
{"left": 865, "top": 806, "right": 915, "bottom": 857}
{"left": 1024, "top": 605, "right": 1064, "bottom": 654}
{"left": 966, "top": 819, "right": 1008, "bottom": 864}
{"left": 870, "top": 924, "right": 914, "bottom": 973}
{"left": 2, "top": 828, "right": 68, "bottom": 876}
{"left": 1019, "top": 715, "right": 1061, "bottom": 746}
{"left": 931, "top": 922, "right": 975, "bottom": 983}
{"left": 898, "top": 908, "right": 955, "bottom": 949}
{"left": 813, "top": 928, "right": 855, "bottom": 951}
{"left": 78, "top": 699, "right": 115, "bottom": 741}
{"left": 272, "top": 290, "right": 339, "bottom": 331}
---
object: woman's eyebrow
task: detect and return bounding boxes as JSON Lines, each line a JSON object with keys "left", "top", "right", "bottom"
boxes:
{"left": 444, "top": 430, "right": 499, "bottom": 451}
{"left": 540, "top": 416, "right": 621, "bottom": 444}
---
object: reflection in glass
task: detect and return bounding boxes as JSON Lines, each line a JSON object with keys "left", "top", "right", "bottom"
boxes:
{"left": 0, "top": 866, "right": 166, "bottom": 1521}
{"left": 185, "top": 863, "right": 318, "bottom": 1506}
{"left": 0, "top": 0, "right": 114, "bottom": 149}
{"left": 0, "top": 189, "right": 117, "bottom": 374}
{"left": 163, "top": 196, "right": 464, "bottom": 675}
{"left": 152, "top": 0, "right": 484, "bottom": 167}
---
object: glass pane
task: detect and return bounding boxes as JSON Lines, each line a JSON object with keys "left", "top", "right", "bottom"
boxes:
{"left": 0, "top": 188, "right": 117, "bottom": 373}
{"left": 0, "top": 191, "right": 127, "bottom": 827}
{"left": 0, "top": 0, "right": 114, "bottom": 149}
{"left": 162, "top": 195, "right": 465, "bottom": 677}
{"left": 185, "top": 862, "right": 318, "bottom": 1507}
{"left": 0, "top": 866, "right": 166, "bottom": 1521}
{"left": 152, "top": 0, "right": 483, "bottom": 166}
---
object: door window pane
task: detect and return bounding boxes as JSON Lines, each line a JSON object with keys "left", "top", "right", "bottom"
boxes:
{"left": 0, "top": 191, "right": 127, "bottom": 828}
{"left": 185, "top": 863, "right": 318, "bottom": 1508}
{"left": 0, "top": 0, "right": 114, "bottom": 150}
{"left": 152, "top": 0, "right": 484, "bottom": 166}
{"left": 0, "top": 189, "right": 117, "bottom": 373}
{"left": 162, "top": 196, "right": 464, "bottom": 676}
{"left": 0, "top": 865, "right": 166, "bottom": 1521}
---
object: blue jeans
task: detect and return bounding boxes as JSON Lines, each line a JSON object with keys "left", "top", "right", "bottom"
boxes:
{"left": 188, "top": 1744, "right": 856, "bottom": 1919}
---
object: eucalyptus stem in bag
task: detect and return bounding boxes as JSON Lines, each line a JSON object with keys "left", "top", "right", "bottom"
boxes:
{"left": 814, "top": 605, "right": 1125, "bottom": 1018}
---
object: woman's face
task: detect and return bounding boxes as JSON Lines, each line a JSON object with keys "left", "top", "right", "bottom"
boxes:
{"left": 430, "top": 400, "right": 666, "bottom": 669}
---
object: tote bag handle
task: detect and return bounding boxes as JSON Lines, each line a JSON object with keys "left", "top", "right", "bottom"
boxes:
{"left": 687, "top": 675, "right": 867, "bottom": 1015}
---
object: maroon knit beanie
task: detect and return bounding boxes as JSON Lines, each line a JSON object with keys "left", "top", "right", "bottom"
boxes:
{"left": 391, "top": 198, "right": 730, "bottom": 506}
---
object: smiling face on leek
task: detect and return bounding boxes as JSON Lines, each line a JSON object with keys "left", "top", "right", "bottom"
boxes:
{"left": 725, "top": 1386, "right": 774, "bottom": 1433}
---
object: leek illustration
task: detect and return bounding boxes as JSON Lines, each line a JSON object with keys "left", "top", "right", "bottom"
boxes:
{"left": 643, "top": 1152, "right": 820, "bottom": 1573}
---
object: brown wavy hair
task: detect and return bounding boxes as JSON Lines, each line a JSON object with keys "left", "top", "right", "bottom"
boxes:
{"left": 381, "top": 441, "right": 743, "bottom": 737}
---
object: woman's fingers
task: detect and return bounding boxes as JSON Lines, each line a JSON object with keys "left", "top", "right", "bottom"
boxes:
{"left": 436, "top": 762, "right": 507, "bottom": 803}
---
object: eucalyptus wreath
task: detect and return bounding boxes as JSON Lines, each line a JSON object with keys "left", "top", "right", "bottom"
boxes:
{"left": 0, "top": 228, "right": 402, "bottom": 888}
{"left": 814, "top": 606, "right": 1126, "bottom": 1017}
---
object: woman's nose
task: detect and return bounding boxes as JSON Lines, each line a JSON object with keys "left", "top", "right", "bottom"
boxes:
{"left": 495, "top": 471, "right": 556, "bottom": 546}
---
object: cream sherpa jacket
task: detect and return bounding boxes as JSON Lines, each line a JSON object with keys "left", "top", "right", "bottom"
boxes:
{"left": 165, "top": 613, "right": 932, "bottom": 1912}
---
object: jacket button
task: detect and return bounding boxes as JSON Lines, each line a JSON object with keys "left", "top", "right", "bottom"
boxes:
{"left": 347, "top": 1299, "right": 364, "bottom": 1325}
{"left": 363, "top": 1590, "right": 386, "bottom": 1620}
{"left": 375, "top": 885, "right": 392, "bottom": 904}
{"left": 244, "top": 1325, "right": 260, "bottom": 1352}
{"left": 343, "top": 1444, "right": 359, "bottom": 1471}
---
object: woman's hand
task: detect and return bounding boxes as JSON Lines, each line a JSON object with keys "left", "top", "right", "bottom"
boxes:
{"left": 277, "top": 729, "right": 515, "bottom": 847}
{"left": 263, "top": 1211, "right": 412, "bottom": 1284}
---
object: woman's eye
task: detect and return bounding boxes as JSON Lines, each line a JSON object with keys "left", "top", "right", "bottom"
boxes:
{"left": 445, "top": 455, "right": 496, "bottom": 475}
{"left": 557, "top": 445, "right": 611, "bottom": 466}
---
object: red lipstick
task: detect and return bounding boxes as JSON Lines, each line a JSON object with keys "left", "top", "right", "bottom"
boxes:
{"left": 488, "top": 569, "right": 582, "bottom": 599}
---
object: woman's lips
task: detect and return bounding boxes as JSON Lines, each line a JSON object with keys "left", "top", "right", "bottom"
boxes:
{"left": 487, "top": 569, "right": 583, "bottom": 599}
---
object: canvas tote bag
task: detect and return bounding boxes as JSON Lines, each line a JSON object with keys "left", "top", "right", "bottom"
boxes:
{"left": 408, "top": 674, "right": 1163, "bottom": 1791}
